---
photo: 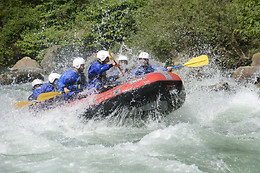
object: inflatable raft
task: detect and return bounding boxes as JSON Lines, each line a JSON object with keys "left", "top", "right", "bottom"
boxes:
{"left": 68, "top": 72, "right": 186, "bottom": 119}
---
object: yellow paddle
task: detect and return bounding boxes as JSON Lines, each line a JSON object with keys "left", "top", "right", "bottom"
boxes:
{"left": 14, "top": 92, "right": 61, "bottom": 109}
{"left": 167, "top": 55, "right": 209, "bottom": 70}
{"left": 13, "top": 101, "right": 36, "bottom": 109}
{"left": 37, "top": 92, "right": 61, "bottom": 101}
{"left": 108, "top": 48, "right": 122, "bottom": 72}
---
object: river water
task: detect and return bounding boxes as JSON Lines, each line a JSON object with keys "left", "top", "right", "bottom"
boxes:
{"left": 0, "top": 66, "right": 259, "bottom": 173}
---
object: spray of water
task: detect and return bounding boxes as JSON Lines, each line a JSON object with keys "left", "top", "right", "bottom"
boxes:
{"left": 1, "top": 47, "right": 259, "bottom": 172}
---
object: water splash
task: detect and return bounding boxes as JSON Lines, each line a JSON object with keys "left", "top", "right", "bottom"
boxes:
{"left": 1, "top": 51, "right": 259, "bottom": 172}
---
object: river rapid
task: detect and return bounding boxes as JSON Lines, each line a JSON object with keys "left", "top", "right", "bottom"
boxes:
{"left": 0, "top": 64, "right": 260, "bottom": 173}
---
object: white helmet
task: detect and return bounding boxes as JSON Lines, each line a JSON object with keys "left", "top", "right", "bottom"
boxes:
{"left": 138, "top": 52, "right": 150, "bottom": 59}
{"left": 48, "top": 73, "right": 61, "bottom": 83}
{"left": 32, "top": 79, "right": 43, "bottom": 87}
{"left": 118, "top": 55, "right": 128, "bottom": 61}
{"left": 73, "top": 57, "right": 85, "bottom": 69}
{"left": 97, "top": 50, "right": 110, "bottom": 62}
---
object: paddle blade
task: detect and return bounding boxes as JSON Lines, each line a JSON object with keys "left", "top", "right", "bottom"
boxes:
{"left": 108, "top": 48, "right": 115, "bottom": 61}
{"left": 37, "top": 92, "right": 61, "bottom": 101}
{"left": 183, "top": 55, "right": 209, "bottom": 67}
{"left": 14, "top": 101, "right": 35, "bottom": 109}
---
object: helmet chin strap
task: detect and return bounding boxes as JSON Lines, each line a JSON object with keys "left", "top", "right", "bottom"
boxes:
{"left": 99, "top": 60, "right": 106, "bottom": 65}
{"left": 78, "top": 68, "right": 83, "bottom": 73}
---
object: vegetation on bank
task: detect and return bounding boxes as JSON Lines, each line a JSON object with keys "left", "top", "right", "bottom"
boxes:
{"left": 0, "top": 0, "right": 259, "bottom": 69}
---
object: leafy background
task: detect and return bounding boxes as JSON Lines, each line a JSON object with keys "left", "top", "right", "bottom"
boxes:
{"left": 0, "top": 0, "right": 259, "bottom": 69}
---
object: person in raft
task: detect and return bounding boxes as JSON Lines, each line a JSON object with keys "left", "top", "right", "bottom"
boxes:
{"left": 30, "top": 73, "right": 62, "bottom": 108}
{"left": 57, "top": 57, "right": 88, "bottom": 100}
{"left": 112, "top": 55, "right": 132, "bottom": 84}
{"left": 28, "top": 79, "right": 44, "bottom": 101}
{"left": 40, "top": 73, "right": 61, "bottom": 94}
{"left": 39, "top": 73, "right": 63, "bottom": 103}
{"left": 88, "top": 50, "right": 119, "bottom": 93}
{"left": 133, "top": 51, "right": 172, "bottom": 78}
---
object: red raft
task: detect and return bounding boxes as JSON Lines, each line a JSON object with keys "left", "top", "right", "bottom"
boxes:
{"left": 66, "top": 72, "right": 186, "bottom": 118}
{"left": 68, "top": 72, "right": 186, "bottom": 119}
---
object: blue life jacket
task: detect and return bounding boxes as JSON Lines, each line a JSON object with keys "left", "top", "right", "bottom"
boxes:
{"left": 37, "top": 83, "right": 61, "bottom": 104}
{"left": 133, "top": 64, "right": 159, "bottom": 78}
{"left": 28, "top": 83, "right": 58, "bottom": 101}
{"left": 88, "top": 61, "right": 112, "bottom": 91}
{"left": 40, "top": 83, "right": 57, "bottom": 93}
{"left": 57, "top": 69, "right": 87, "bottom": 98}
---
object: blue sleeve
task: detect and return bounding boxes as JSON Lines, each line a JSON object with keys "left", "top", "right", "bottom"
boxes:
{"left": 40, "top": 83, "right": 55, "bottom": 93}
{"left": 57, "top": 70, "right": 78, "bottom": 92}
{"left": 67, "top": 84, "right": 80, "bottom": 91}
{"left": 33, "top": 87, "right": 43, "bottom": 99}
{"left": 88, "top": 62, "right": 110, "bottom": 77}
{"left": 98, "top": 64, "right": 110, "bottom": 74}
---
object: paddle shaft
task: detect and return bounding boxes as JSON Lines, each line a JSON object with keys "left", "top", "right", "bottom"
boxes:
{"left": 163, "top": 65, "right": 183, "bottom": 71}
{"left": 171, "top": 65, "right": 183, "bottom": 69}
{"left": 109, "top": 48, "right": 122, "bottom": 72}
{"left": 113, "top": 60, "right": 122, "bottom": 71}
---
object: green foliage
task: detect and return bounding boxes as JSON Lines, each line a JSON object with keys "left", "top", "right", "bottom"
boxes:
{"left": 15, "top": 0, "right": 85, "bottom": 61}
{"left": 0, "top": 1, "right": 39, "bottom": 65}
{"left": 125, "top": 0, "right": 259, "bottom": 68}
{"left": 128, "top": 0, "right": 236, "bottom": 60}
{"left": 234, "top": 0, "right": 260, "bottom": 39}
{"left": 0, "top": 0, "right": 145, "bottom": 66}
{"left": 77, "top": 0, "right": 146, "bottom": 49}
{"left": 232, "top": 0, "right": 260, "bottom": 61}
{"left": 0, "top": 0, "right": 259, "bottom": 69}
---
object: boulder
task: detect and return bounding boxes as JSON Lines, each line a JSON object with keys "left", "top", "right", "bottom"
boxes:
{"left": 40, "top": 46, "right": 61, "bottom": 72}
{"left": 12, "top": 56, "right": 41, "bottom": 69}
{"left": 251, "top": 53, "right": 260, "bottom": 66}
{"left": 232, "top": 66, "right": 260, "bottom": 84}
{"left": 0, "top": 57, "right": 45, "bottom": 85}
{"left": 0, "top": 68, "right": 44, "bottom": 85}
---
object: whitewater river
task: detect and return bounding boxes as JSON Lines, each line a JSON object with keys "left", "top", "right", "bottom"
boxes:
{"left": 0, "top": 67, "right": 259, "bottom": 173}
